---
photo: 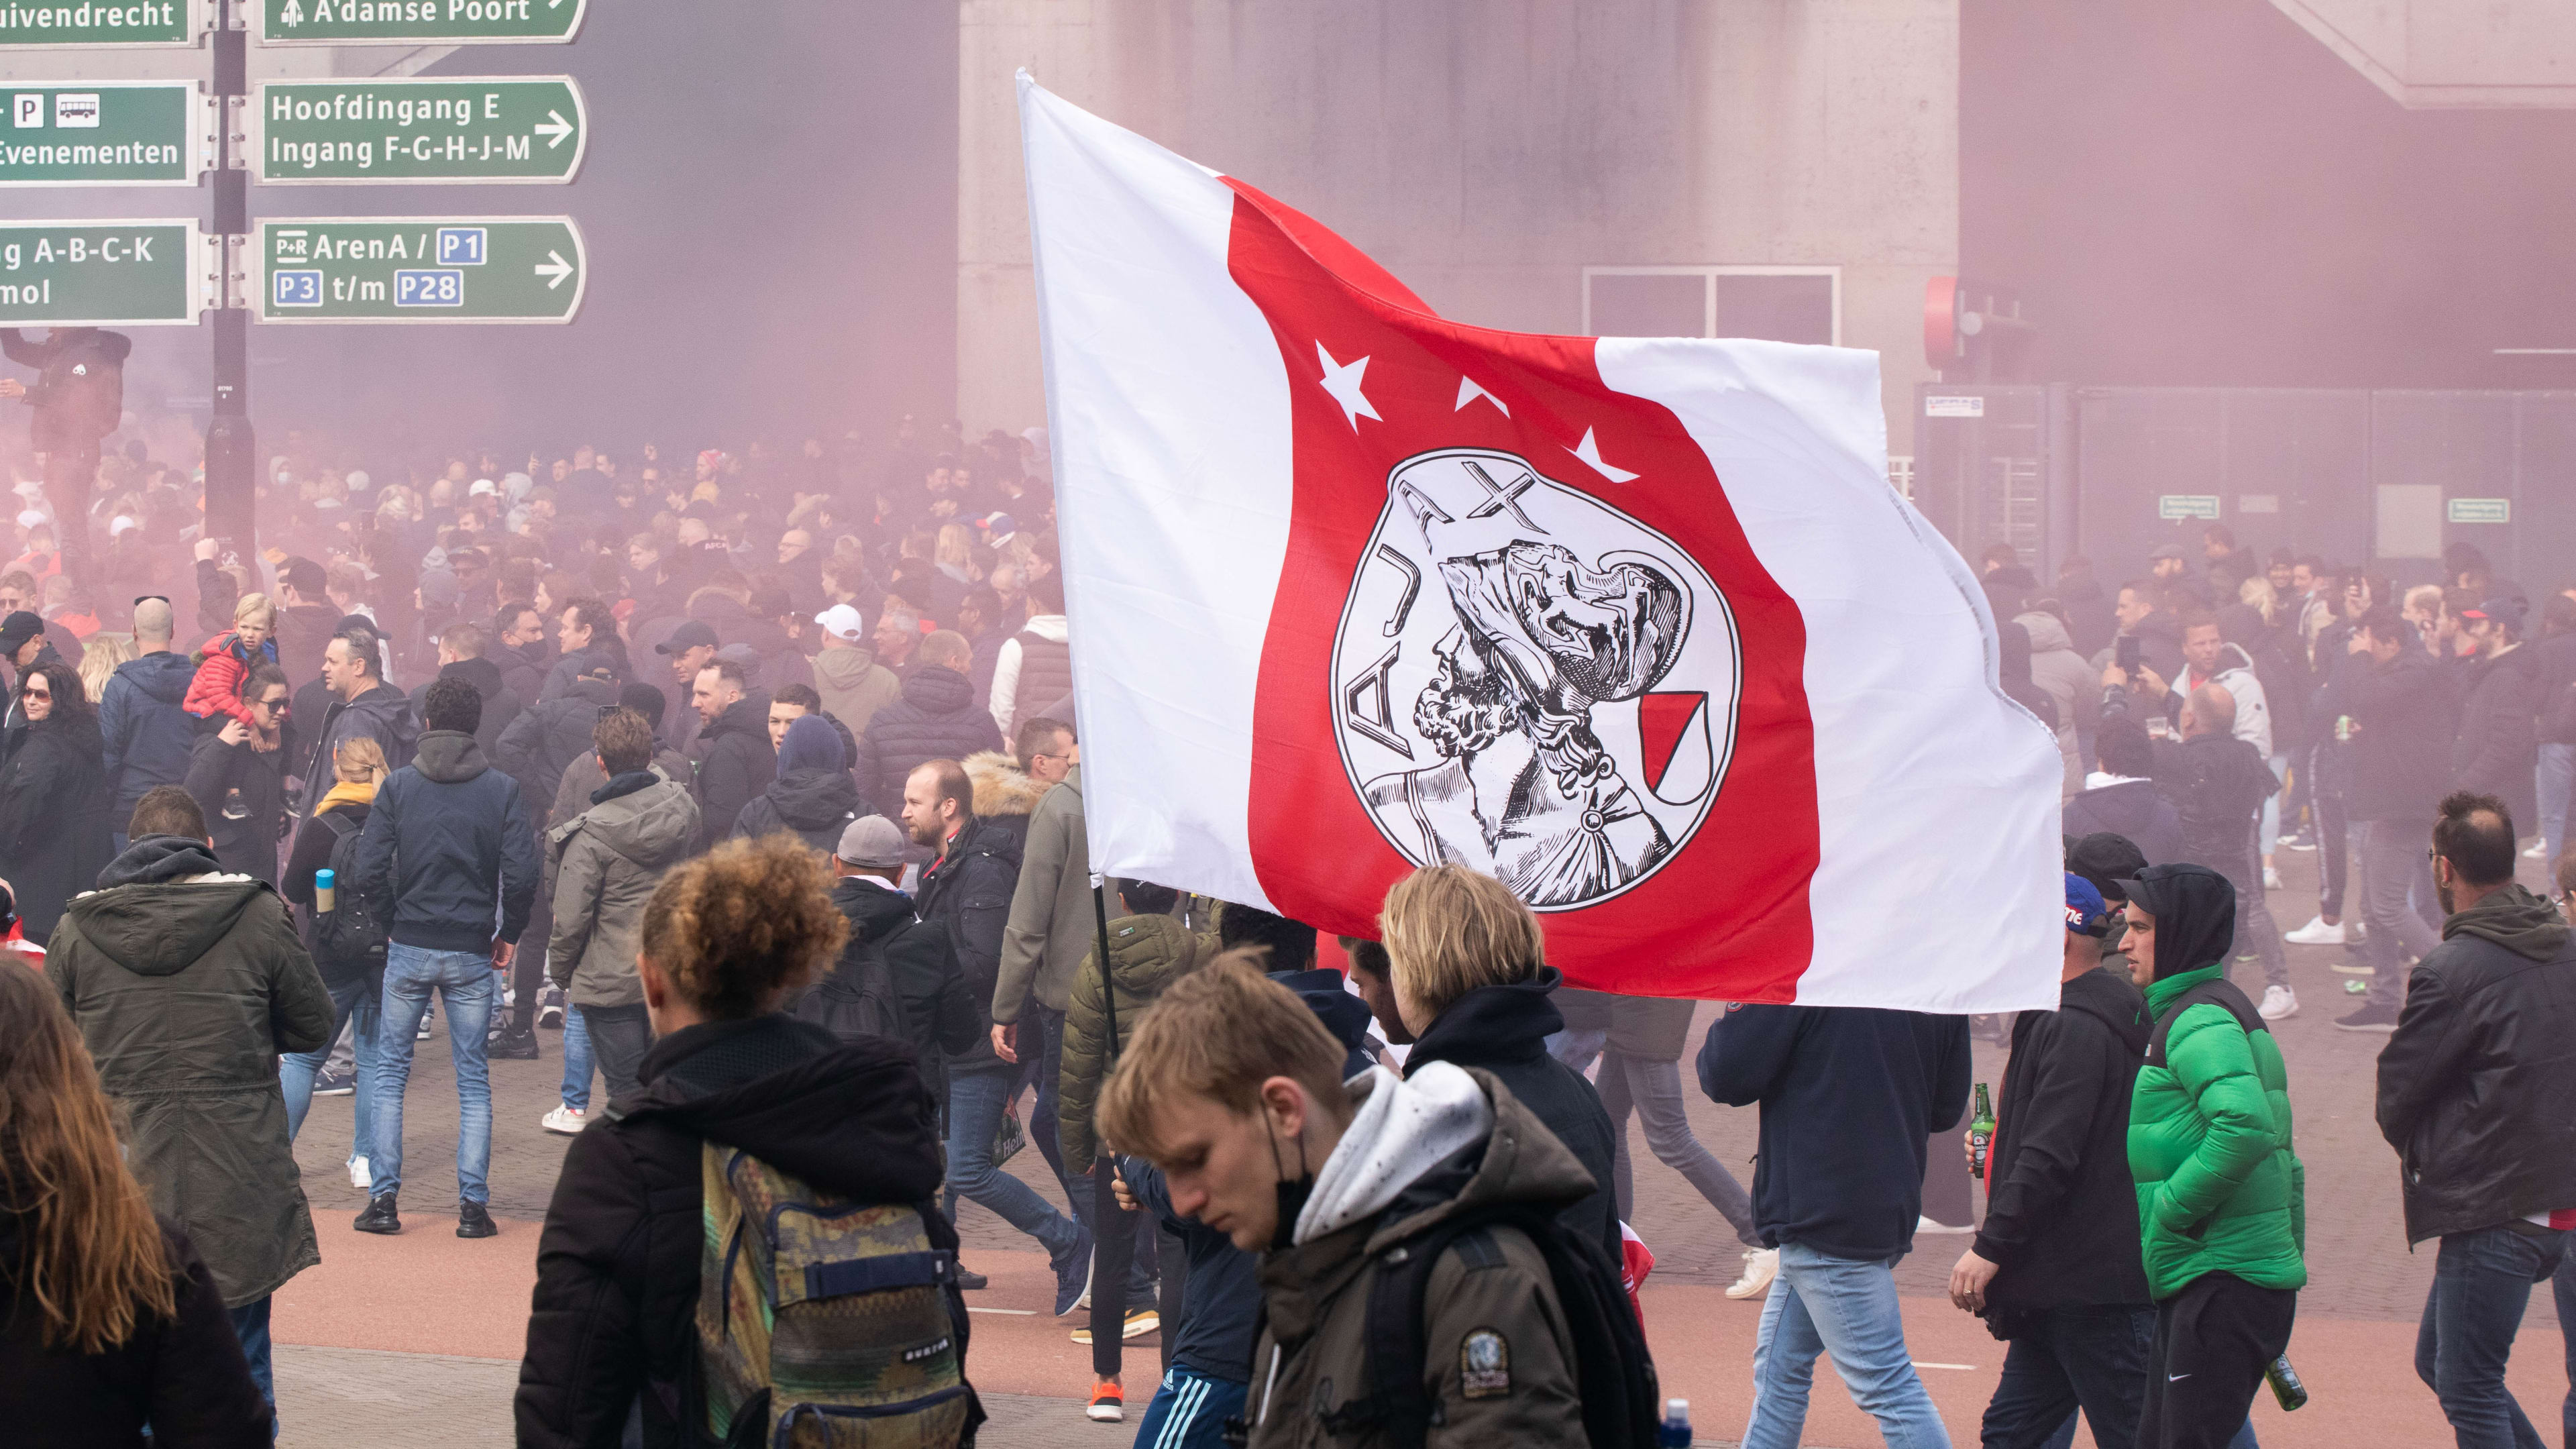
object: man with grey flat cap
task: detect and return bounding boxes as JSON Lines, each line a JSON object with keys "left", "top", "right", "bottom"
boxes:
{"left": 815, "top": 815, "right": 981, "bottom": 1089}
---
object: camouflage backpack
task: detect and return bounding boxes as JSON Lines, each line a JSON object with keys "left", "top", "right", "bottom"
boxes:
{"left": 695, "top": 1143, "right": 971, "bottom": 1448}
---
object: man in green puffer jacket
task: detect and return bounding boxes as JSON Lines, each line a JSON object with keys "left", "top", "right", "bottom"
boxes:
{"left": 2116, "top": 861, "right": 2305, "bottom": 1449}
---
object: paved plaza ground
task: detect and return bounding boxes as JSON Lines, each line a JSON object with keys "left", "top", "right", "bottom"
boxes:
{"left": 270, "top": 841, "right": 2571, "bottom": 1447}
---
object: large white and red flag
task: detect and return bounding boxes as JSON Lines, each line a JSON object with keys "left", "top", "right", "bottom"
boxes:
{"left": 1020, "top": 74, "right": 2061, "bottom": 1012}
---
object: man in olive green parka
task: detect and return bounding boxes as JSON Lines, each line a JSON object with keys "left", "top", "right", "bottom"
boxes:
{"left": 48, "top": 788, "right": 333, "bottom": 1423}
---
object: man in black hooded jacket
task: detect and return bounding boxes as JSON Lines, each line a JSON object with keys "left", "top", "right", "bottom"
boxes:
{"left": 1950, "top": 871, "right": 2155, "bottom": 1449}
{"left": 2375, "top": 792, "right": 2576, "bottom": 1447}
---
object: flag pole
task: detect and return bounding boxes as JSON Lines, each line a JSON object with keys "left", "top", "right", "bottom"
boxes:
{"left": 1087, "top": 872, "right": 1124, "bottom": 1379}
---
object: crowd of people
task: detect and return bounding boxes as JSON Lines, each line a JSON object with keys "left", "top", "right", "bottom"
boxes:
{"left": 0, "top": 390, "right": 2569, "bottom": 1449}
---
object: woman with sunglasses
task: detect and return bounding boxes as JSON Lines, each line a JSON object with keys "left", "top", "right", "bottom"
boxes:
{"left": 0, "top": 660, "right": 111, "bottom": 945}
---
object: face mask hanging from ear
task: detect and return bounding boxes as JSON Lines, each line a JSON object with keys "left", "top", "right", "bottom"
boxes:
{"left": 1266, "top": 1106, "right": 1315, "bottom": 1251}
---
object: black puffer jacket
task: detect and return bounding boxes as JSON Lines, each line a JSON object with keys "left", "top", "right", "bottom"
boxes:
{"left": 0, "top": 1216, "right": 272, "bottom": 1448}
{"left": 912, "top": 768, "right": 1037, "bottom": 1073}
{"left": 1401, "top": 966, "right": 1621, "bottom": 1263}
{"left": 1977, "top": 967, "right": 2155, "bottom": 1327}
{"left": 513, "top": 1014, "right": 979, "bottom": 1449}
{"left": 2450, "top": 644, "right": 2539, "bottom": 830}
{"left": 731, "top": 767, "right": 868, "bottom": 853}
{"left": 0, "top": 708, "right": 113, "bottom": 943}
{"left": 851, "top": 665, "right": 1004, "bottom": 818}
{"left": 496, "top": 671, "right": 619, "bottom": 828}
{"left": 2376, "top": 883, "right": 2576, "bottom": 1245}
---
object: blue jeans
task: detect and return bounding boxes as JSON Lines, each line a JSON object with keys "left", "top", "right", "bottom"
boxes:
{"left": 1132, "top": 1364, "right": 1247, "bottom": 1449}
{"left": 2258, "top": 753, "right": 2288, "bottom": 860}
{"left": 945, "top": 1065, "right": 1081, "bottom": 1260}
{"left": 557, "top": 1002, "right": 592, "bottom": 1110}
{"left": 1744, "top": 1241, "right": 1951, "bottom": 1449}
{"left": 2538, "top": 743, "right": 2573, "bottom": 870}
{"left": 2555, "top": 1239, "right": 2576, "bottom": 1449}
{"left": 372, "top": 944, "right": 497, "bottom": 1205}
{"left": 2416, "top": 1225, "right": 2569, "bottom": 1449}
{"left": 282, "top": 974, "right": 379, "bottom": 1169}
{"left": 228, "top": 1295, "right": 275, "bottom": 1434}
{"left": 1984, "top": 1304, "right": 2151, "bottom": 1449}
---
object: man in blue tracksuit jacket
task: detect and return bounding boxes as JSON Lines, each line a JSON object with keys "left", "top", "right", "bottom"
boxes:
{"left": 1701, "top": 1002, "right": 1970, "bottom": 1449}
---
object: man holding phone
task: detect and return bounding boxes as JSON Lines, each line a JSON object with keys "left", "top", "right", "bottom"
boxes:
{"left": 2104, "top": 578, "right": 2185, "bottom": 687}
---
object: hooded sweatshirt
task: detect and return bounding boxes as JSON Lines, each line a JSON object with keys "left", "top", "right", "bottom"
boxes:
{"left": 731, "top": 715, "right": 865, "bottom": 852}
{"left": 812, "top": 639, "right": 901, "bottom": 739}
{"left": 1402, "top": 967, "right": 1620, "bottom": 1261}
{"left": 1246, "top": 1067, "right": 1591, "bottom": 1449}
{"left": 513, "top": 1014, "right": 975, "bottom": 1449}
{"left": 2121, "top": 863, "right": 2305, "bottom": 1301}
{"left": 356, "top": 730, "right": 538, "bottom": 953}
{"left": 2375, "top": 881, "right": 2576, "bottom": 1244}
{"left": 99, "top": 648, "right": 203, "bottom": 812}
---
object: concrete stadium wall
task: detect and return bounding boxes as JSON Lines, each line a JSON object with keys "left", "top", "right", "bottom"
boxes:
{"left": 958, "top": 0, "right": 1959, "bottom": 455}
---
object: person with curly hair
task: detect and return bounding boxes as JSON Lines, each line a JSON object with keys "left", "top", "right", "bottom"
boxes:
{"left": 514, "top": 834, "right": 979, "bottom": 1449}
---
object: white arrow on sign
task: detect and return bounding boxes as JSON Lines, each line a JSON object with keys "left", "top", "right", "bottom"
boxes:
{"left": 534, "top": 250, "right": 574, "bottom": 288}
{"left": 535, "top": 110, "right": 574, "bottom": 149}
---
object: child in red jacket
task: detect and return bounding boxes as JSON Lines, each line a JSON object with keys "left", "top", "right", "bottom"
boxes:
{"left": 184, "top": 592, "right": 279, "bottom": 729}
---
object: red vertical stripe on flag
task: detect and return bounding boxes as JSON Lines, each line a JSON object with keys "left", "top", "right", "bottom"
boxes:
{"left": 1220, "top": 179, "right": 1821, "bottom": 1002}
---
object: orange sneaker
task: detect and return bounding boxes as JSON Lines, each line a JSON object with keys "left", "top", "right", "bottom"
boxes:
{"left": 1086, "top": 1379, "right": 1124, "bottom": 1422}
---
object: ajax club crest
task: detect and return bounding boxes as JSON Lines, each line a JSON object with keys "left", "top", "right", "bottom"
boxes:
{"left": 1332, "top": 448, "right": 1739, "bottom": 910}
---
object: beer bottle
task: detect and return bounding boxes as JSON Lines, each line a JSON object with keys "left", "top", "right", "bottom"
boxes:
{"left": 2265, "top": 1355, "right": 2309, "bottom": 1411}
{"left": 1969, "top": 1081, "right": 1996, "bottom": 1179}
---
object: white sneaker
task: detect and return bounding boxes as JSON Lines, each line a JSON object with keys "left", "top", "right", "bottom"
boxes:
{"left": 541, "top": 1105, "right": 589, "bottom": 1136}
{"left": 2284, "top": 916, "right": 2347, "bottom": 946}
{"left": 1725, "top": 1247, "right": 1778, "bottom": 1300}
{"left": 2526, "top": 840, "right": 2551, "bottom": 859}
{"left": 2263, "top": 867, "right": 2283, "bottom": 890}
{"left": 347, "top": 1156, "right": 370, "bottom": 1189}
{"left": 2258, "top": 985, "right": 2298, "bottom": 1021}
{"left": 1917, "top": 1215, "right": 1976, "bottom": 1236}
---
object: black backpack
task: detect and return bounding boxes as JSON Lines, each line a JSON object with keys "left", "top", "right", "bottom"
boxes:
{"left": 313, "top": 811, "right": 390, "bottom": 977}
{"left": 1316, "top": 1201, "right": 1659, "bottom": 1448}
{"left": 792, "top": 927, "right": 911, "bottom": 1046}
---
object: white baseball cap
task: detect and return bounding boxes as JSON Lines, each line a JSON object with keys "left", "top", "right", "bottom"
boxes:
{"left": 813, "top": 603, "right": 865, "bottom": 641}
{"left": 468, "top": 477, "right": 498, "bottom": 496}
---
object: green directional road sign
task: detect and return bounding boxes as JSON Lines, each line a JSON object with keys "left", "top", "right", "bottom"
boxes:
{"left": 0, "top": 221, "right": 203, "bottom": 325}
{"left": 0, "top": 0, "right": 203, "bottom": 47}
{"left": 0, "top": 83, "right": 206, "bottom": 186}
{"left": 254, "top": 0, "right": 580, "bottom": 45}
{"left": 254, "top": 77, "right": 583, "bottom": 184}
{"left": 258, "top": 217, "right": 582, "bottom": 324}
